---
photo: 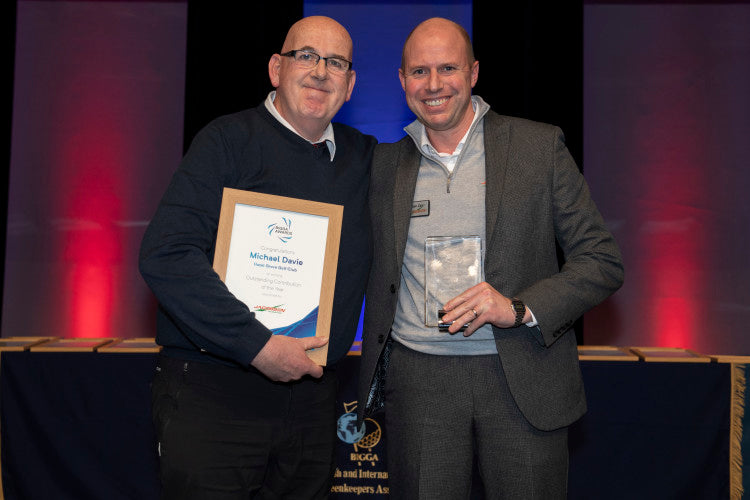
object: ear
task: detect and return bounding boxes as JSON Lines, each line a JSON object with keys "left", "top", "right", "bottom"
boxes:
{"left": 268, "top": 54, "right": 282, "bottom": 88}
{"left": 399, "top": 68, "right": 406, "bottom": 92}
{"left": 344, "top": 70, "right": 356, "bottom": 101}
{"left": 470, "top": 60, "right": 479, "bottom": 88}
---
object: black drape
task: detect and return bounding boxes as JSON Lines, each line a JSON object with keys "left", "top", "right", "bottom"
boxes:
{"left": 1, "top": 0, "right": 17, "bottom": 323}
{"left": 182, "top": 1, "right": 304, "bottom": 151}
{"left": 474, "top": 1, "right": 583, "bottom": 164}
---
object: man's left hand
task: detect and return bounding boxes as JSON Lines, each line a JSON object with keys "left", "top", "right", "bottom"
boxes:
{"left": 441, "top": 282, "right": 527, "bottom": 336}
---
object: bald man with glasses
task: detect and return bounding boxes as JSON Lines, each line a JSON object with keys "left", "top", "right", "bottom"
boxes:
{"left": 140, "top": 16, "right": 375, "bottom": 499}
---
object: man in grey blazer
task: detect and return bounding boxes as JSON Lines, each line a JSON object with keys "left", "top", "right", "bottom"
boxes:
{"left": 357, "top": 17, "right": 624, "bottom": 499}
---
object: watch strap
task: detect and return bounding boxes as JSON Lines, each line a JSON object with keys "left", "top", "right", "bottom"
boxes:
{"left": 511, "top": 298, "right": 526, "bottom": 328}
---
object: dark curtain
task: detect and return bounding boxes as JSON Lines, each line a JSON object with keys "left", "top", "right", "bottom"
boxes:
{"left": 0, "top": 0, "right": 17, "bottom": 321}
{"left": 473, "top": 1, "right": 583, "bottom": 164}
{"left": 183, "top": 1, "right": 304, "bottom": 151}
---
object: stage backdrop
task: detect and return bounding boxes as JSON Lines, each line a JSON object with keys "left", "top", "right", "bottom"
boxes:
{"left": 3, "top": 0, "right": 750, "bottom": 358}
{"left": 582, "top": 2, "right": 750, "bottom": 355}
{"left": 1, "top": 0, "right": 472, "bottom": 341}
{"left": 3, "top": 0, "right": 187, "bottom": 339}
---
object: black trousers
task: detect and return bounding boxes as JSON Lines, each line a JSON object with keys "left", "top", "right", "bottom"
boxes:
{"left": 151, "top": 355, "right": 338, "bottom": 500}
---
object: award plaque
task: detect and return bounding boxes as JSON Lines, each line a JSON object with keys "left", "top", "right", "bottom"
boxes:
{"left": 212, "top": 188, "right": 343, "bottom": 365}
{"left": 424, "top": 236, "right": 484, "bottom": 331}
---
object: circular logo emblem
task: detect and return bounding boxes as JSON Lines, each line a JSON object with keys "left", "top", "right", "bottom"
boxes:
{"left": 336, "top": 412, "right": 366, "bottom": 444}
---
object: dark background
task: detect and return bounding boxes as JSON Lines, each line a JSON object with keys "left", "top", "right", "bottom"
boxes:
{"left": 2, "top": 0, "right": 750, "bottom": 355}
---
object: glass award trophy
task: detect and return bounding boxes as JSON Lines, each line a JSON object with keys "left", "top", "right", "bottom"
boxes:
{"left": 424, "top": 236, "right": 484, "bottom": 331}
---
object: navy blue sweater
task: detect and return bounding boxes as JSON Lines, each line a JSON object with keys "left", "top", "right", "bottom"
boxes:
{"left": 139, "top": 104, "right": 376, "bottom": 367}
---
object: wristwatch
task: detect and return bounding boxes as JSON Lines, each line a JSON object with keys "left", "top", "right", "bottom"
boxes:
{"left": 511, "top": 298, "right": 526, "bottom": 328}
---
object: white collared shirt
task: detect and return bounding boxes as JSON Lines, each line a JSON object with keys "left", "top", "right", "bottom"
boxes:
{"left": 264, "top": 91, "right": 336, "bottom": 161}
{"left": 414, "top": 97, "right": 480, "bottom": 173}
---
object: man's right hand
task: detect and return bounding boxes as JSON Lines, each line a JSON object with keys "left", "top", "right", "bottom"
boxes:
{"left": 250, "top": 335, "right": 328, "bottom": 382}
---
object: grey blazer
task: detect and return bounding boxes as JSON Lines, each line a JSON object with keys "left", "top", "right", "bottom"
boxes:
{"left": 357, "top": 110, "right": 624, "bottom": 431}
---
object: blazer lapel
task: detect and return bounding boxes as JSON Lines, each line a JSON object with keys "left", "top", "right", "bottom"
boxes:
{"left": 484, "top": 112, "right": 511, "bottom": 252}
{"left": 393, "top": 141, "right": 422, "bottom": 269}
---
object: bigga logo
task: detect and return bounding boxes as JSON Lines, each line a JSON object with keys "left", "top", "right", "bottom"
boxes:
{"left": 336, "top": 401, "right": 382, "bottom": 467}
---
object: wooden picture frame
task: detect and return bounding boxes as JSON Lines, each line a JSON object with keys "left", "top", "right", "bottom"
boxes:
{"left": 212, "top": 188, "right": 343, "bottom": 365}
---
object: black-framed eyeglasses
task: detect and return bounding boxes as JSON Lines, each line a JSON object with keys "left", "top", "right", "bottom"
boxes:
{"left": 281, "top": 50, "right": 352, "bottom": 74}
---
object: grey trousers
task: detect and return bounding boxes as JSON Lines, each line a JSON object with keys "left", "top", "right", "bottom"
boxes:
{"left": 384, "top": 341, "right": 569, "bottom": 500}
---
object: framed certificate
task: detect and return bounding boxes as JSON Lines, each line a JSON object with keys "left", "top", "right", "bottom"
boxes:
{"left": 213, "top": 188, "right": 343, "bottom": 365}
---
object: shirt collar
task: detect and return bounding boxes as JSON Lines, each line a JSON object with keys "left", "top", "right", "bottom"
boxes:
{"left": 265, "top": 91, "right": 336, "bottom": 161}
{"left": 405, "top": 95, "right": 490, "bottom": 159}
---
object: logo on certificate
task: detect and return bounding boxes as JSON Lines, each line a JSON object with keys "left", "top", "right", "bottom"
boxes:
{"left": 254, "top": 304, "right": 286, "bottom": 314}
{"left": 267, "top": 217, "right": 293, "bottom": 243}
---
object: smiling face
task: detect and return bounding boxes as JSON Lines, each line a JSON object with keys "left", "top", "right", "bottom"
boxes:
{"left": 269, "top": 16, "right": 356, "bottom": 142}
{"left": 399, "top": 18, "right": 478, "bottom": 151}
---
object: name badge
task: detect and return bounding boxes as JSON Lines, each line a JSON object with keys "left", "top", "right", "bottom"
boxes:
{"left": 411, "top": 200, "right": 430, "bottom": 217}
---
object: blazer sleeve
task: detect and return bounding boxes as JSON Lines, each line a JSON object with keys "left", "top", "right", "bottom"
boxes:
{"left": 517, "top": 127, "right": 624, "bottom": 347}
